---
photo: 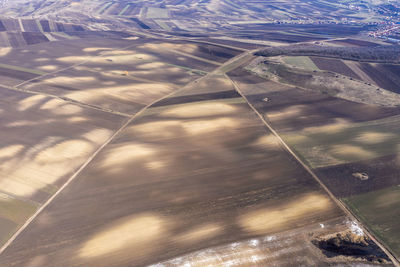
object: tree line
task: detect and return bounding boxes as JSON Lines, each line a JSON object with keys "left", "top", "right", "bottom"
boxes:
{"left": 255, "top": 44, "right": 400, "bottom": 63}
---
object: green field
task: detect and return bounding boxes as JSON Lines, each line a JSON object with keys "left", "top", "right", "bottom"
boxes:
{"left": 283, "top": 56, "right": 319, "bottom": 71}
{"left": 0, "top": 63, "right": 46, "bottom": 76}
{"left": 0, "top": 194, "right": 37, "bottom": 246}
{"left": 155, "top": 20, "right": 171, "bottom": 31}
{"left": 282, "top": 115, "right": 400, "bottom": 168}
{"left": 343, "top": 186, "right": 400, "bottom": 259}
{"left": 146, "top": 7, "right": 169, "bottom": 19}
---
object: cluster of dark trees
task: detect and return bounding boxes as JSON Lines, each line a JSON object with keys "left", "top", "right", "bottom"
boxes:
{"left": 255, "top": 44, "right": 400, "bottom": 63}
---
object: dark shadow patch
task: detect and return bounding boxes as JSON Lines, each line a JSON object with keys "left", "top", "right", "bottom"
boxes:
{"left": 130, "top": 18, "right": 151, "bottom": 29}
{"left": 0, "top": 67, "right": 38, "bottom": 81}
{"left": 22, "top": 32, "right": 49, "bottom": 45}
{"left": 312, "top": 231, "right": 391, "bottom": 264}
{"left": 0, "top": 20, "right": 6, "bottom": 32}
{"left": 40, "top": 20, "right": 51, "bottom": 32}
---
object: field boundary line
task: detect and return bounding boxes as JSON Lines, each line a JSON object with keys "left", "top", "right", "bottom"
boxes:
{"left": 0, "top": 107, "right": 135, "bottom": 256}
{"left": 0, "top": 50, "right": 270, "bottom": 257}
{"left": 0, "top": 83, "right": 132, "bottom": 117}
{"left": 0, "top": 54, "right": 222, "bottom": 256}
{"left": 227, "top": 74, "right": 400, "bottom": 266}
{"left": 175, "top": 39, "right": 248, "bottom": 52}
{"left": 13, "top": 59, "right": 91, "bottom": 88}
{"left": 159, "top": 46, "right": 223, "bottom": 66}
{"left": 14, "top": 41, "right": 149, "bottom": 88}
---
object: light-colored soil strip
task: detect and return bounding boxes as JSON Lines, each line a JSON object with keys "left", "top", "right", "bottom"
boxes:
{"left": 283, "top": 56, "right": 319, "bottom": 71}
{"left": 146, "top": 7, "right": 169, "bottom": 19}
{"left": 155, "top": 20, "right": 171, "bottom": 31}
{"left": 224, "top": 0, "right": 243, "bottom": 10}
{"left": 17, "top": 19, "right": 25, "bottom": 32}
{"left": 213, "top": 49, "right": 258, "bottom": 74}
{"left": 98, "top": 2, "right": 113, "bottom": 15}
{"left": 43, "top": 33, "right": 58, "bottom": 41}
{"left": 118, "top": 4, "right": 130, "bottom": 16}
{"left": 0, "top": 63, "right": 46, "bottom": 76}
{"left": 50, "top": 32, "right": 76, "bottom": 40}
{"left": 228, "top": 74, "right": 400, "bottom": 266}
{"left": 0, "top": 32, "right": 11, "bottom": 47}
{"left": 35, "top": 19, "right": 44, "bottom": 33}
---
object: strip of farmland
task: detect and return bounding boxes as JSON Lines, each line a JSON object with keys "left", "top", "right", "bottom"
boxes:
{"left": 0, "top": 73, "right": 345, "bottom": 266}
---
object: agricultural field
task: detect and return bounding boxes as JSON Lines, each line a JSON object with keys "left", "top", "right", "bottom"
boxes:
{"left": 0, "top": 85, "right": 126, "bottom": 247}
{"left": 327, "top": 38, "right": 382, "bottom": 47}
{"left": 248, "top": 57, "right": 400, "bottom": 107}
{"left": 155, "top": 218, "right": 382, "bottom": 266}
{"left": 0, "top": 0, "right": 399, "bottom": 266}
{"left": 0, "top": 18, "right": 86, "bottom": 48}
{"left": 309, "top": 56, "right": 400, "bottom": 94}
{"left": 283, "top": 56, "right": 319, "bottom": 71}
{"left": 13, "top": 38, "right": 241, "bottom": 115}
{"left": 1, "top": 73, "right": 377, "bottom": 267}
{"left": 0, "top": 31, "right": 247, "bottom": 264}
{"left": 229, "top": 52, "right": 400, "bottom": 262}
{"left": 0, "top": 0, "right": 390, "bottom": 38}
{"left": 310, "top": 57, "right": 361, "bottom": 79}
{"left": 343, "top": 186, "right": 400, "bottom": 259}
{"left": 281, "top": 115, "right": 400, "bottom": 168}
{"left": 358, "top": 63, "right": 400, "bottom": 94}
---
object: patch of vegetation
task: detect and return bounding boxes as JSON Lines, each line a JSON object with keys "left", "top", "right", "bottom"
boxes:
{"left": 256, "top": 61, "right": 339, "bottom": 96}
{"left": 282, "top": 115, "right": 400, "bottom": 168}
{"left": 283, "top": 56, "right": 319, "bottom": 71}
{"left": 256, "top": 44, "right": 400, "bottom": 64}
{"left": 0, "top": 63, "right": 46, "bottom": 76}
{"left": 312, "top": 230, "right": 391, "bottom": 264}
{"left": 343, "top": 186, "right": 400, "bottom": 259}
{"left": 247, "top": 59, "right": 400, "bottom": 107}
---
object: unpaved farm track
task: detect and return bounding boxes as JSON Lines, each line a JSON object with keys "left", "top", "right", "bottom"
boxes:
{"left": 0, "top": 48, "right": 397, "bottom": 266}
{"left": 228, "top": 68, "right": 400, "bottom": 266}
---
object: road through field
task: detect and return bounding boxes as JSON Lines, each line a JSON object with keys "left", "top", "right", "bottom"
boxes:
{"left": 0, "top": 55, "right": 215, "bottom": 257}
{"left": 228, "top": 73, "right": 400, "bottom": 266}
{"left": 0, "top": 47, "right": 397, "bottom": 266}
{"left": 0, "top": 48, "right": 253, "bottom": 258}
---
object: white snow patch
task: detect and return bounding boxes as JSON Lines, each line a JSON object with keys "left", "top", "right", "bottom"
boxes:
{"left": 264, "top": 235, "right": 277, "bottom": 242}
{"left": 230, "top": 242, "right": 240, "bottom": 249}
{"left": 349, "top": 221, "right": 364, "bottom": 236}
{"left": 249, "top": 239, "right": 259, "bottom": 247}
{"left": 251, "top": 255, "right": 262, "bottom": 262}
